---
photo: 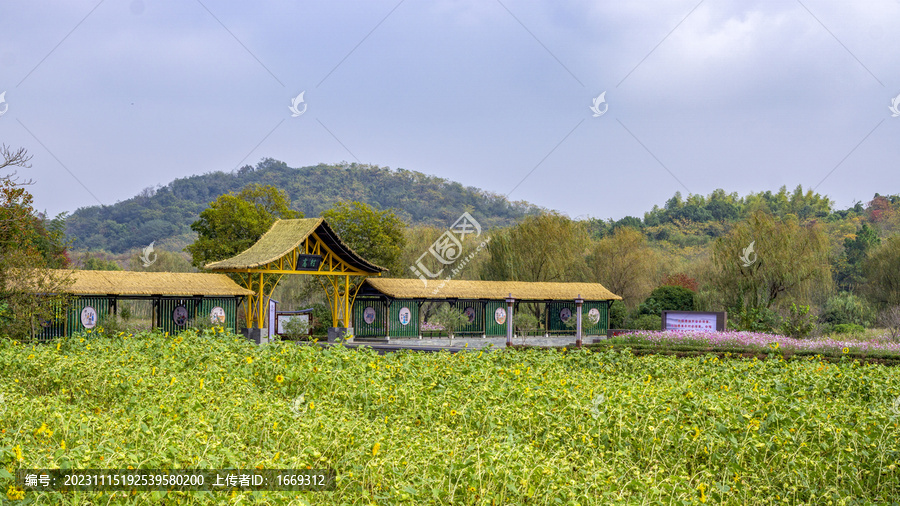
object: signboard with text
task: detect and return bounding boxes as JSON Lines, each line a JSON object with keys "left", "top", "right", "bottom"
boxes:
{"left": 662, "top": 311, "right": 726, "bottom": 332}
{"left": 296, "top": 254, "right": 324, "bottom": 271}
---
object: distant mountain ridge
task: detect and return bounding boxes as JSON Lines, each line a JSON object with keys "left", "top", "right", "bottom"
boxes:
{"left": 65, "top": 159, "right": 544, "bottom": 253}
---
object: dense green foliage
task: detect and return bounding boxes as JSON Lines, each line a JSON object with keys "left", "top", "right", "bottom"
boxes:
{"left": 821, "top": 293, "right": 876, "bottom": 328}
{"left": 630, "top": 314, "right": 663, "bottom": 331}
{"left": 778, "top": 304, "right": 816, "bottom": 339}
{"left": 320, "top": 201, "right": 406, "bottom": 276}
{"left": 80, "top": 254, "right": 123, "bottom": 271}
{"left": 864, "top": 235, "right": 900, "bottom": 307}
{"left": 638, "top": 285, "right": 696, "bottom": 315}
{"left": 3, "top": 332, "right": 899, "bottom": 504}
{"left": 587, "top": 185, "right": 838, "bottom": 241}
{"left": 836, "top": 223, "right": 880, "bottom": 291}
{"left": 66, "top": 160, "right": 542, "bottom": 253}
{"left": 186, "top": 184, "right": 301, "bottom": 270}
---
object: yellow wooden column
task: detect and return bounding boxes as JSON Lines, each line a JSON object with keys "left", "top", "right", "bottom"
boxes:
{"left": 257, "top": 272, "right": 264, "bottom": 328}
{"left": 343, "top": 275, "right": 350, "bottom": 328}
{"left": 330, "top": 276, "right": 340, "bottom": 327}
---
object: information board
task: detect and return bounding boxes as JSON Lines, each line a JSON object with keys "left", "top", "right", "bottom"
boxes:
{"left": 662, "top": 311, "right": 727, "bottom": 332}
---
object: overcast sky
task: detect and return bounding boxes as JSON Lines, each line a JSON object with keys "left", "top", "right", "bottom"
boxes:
{"left": 1, "top": 0, "right": 898, "bottom": 222}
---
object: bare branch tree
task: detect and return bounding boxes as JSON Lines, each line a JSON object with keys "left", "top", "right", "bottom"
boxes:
{"left": 0, "top": 144, "right": 34, "bottom": 185}
{"left": 877, "top": 306, "right": 900, "bottom": 342}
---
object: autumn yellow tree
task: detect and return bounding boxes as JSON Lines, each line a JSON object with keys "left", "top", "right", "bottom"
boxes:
{"left": 0, "top": 145, "right": 72, "bottom": 339}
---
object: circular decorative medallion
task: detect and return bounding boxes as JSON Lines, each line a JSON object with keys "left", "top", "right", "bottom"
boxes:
{"left": 173, "top": 305, "right": 189, "bottom": 326}
{"left": 363, "top": 306, "right": 376, "bottom": 324}
{"left": 494, "top": 307, "right": 507, "bottom": 325}
{"left": 464, "top": 307, "right": 476, "bottom": 324}
{"left": 210, "top": 306, "right": 226, "bottom": 324}
{"left": 588, "top": 308, "right": 601, "bottom": 324}
{"left": 398, "top": 307, "right": 411, "bottom": 326}
{"left": 559, "top": 308, "right": 572, "bottom": 322}
{"left": 80, "top": 306, "right": 97, "bottom": 329}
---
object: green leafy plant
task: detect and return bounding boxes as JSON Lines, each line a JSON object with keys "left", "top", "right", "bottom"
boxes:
{"left": 429, "top": 305, "right": 470, "bottom": 344}
{"left": 832, "top": 323, "right": 865, "bottom": 335}
{"left": 281, "top": 316, "right": 310, "bottom": 341}
{"left": 119, "top": 302, "right": 133, "bottom": 322}
{"left": 309, "top": 302, "right": 331, "bottom": 337}
{"left": 730, "top": 305, "right": 779, "bottom": 333}
{"left": 629, "top": 314, "right": 662, "bottom": 331}
{"left": 514, "top": 311, "right": 541, "bottom": 344}
{"left": 638, "top": 285, "right": 695, "bottom": 315}
{"left": 779, "top": 303, "right": 815, "bottom": 339}
{"left": 821, "top": 292, "right": 875, "bottom": 328}
{"left": 96, "top": 315, "right": 132, "bottom": 337}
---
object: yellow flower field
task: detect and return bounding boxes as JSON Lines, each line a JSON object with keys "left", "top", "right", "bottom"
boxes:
{"left": 1, "top": 329, "right": 899, "bottom": 504}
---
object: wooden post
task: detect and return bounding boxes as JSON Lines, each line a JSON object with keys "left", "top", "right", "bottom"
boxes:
{"left": 344, "top": 275, "right": 350, "bottom": 328}
{"left": 506, "top": 293, "right": 515, "bottom": 347}
{"left": 258, "top": 272, "right": 264, "bottom": 328}
{"left": 575, "top": 294, "right": 584, "bottom": 348}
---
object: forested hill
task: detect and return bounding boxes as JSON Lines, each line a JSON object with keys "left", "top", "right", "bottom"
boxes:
{"left": 65, "top": 159, "right": 544, "bottom": 253}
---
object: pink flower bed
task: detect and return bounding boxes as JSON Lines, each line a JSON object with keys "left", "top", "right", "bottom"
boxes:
{"left": 615, "top": 330, "right": 900, "bottom": 354}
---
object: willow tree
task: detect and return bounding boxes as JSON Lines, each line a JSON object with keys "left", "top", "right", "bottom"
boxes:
{"left": 480, "top": 212, "right": 590, "bottom": 283}
{"left": 587, "top": 227, "right": 660, "bottom": 309}
{"left": 479, "top": 213, "right": 590, "bottom": 321}
{"left": 863, "top": 236, "right": 900, "bottom": 307}
{"left": 711, "top": 211, "right": 831, "bottom": 324}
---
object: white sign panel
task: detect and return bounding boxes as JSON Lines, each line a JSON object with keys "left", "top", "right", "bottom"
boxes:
{"left": 398, "top": 307, "right": 411, "bottom": 326}
{"left": 665, "top": 312, "right": 717, "bottom": 332}
{"left": 210, "top": 306, "right": 226, "bottom": 324}
{"left": 80, "top": 306, "right": 97, "bottom": 329}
